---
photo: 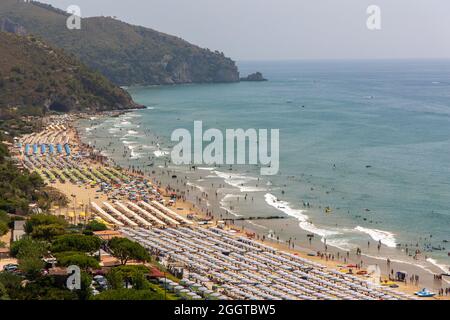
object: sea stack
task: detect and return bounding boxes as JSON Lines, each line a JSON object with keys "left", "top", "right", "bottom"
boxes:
{"left": 240, "top": 72, "right": 268, "bottom": 82}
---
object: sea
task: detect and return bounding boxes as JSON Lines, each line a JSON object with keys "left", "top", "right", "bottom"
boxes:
{"left": 78, "top": 60, "right": 450, "bottom": 276}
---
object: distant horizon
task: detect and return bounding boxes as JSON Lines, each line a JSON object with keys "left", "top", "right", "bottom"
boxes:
{"left": 237, "top": 57, "right": 450, "bottom": 62}
{"left": 38, "top": 0, "right": 450, "bottom": 61}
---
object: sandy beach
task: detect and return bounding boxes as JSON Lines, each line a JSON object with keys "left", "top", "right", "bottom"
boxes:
{"left": 11, "top": 112, "right": 449, "bottom": 300}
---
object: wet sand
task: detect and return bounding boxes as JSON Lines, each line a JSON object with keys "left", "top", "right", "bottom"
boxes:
{"left": 74, "top": 112, "right": 450, "bottom": 299}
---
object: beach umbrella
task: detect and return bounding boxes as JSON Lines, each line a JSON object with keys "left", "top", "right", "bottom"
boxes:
{"left": 174, "top": 286, "right": 184, "bottom": 293}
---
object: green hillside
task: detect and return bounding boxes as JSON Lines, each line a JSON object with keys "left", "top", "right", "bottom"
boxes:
{"left": 0, "top": 31, "right": 139, "bottom": 117}
{"left": 0, "top": 0, "right": 240, "bottom": 86}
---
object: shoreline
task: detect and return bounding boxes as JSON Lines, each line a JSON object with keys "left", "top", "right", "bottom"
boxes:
{"left": 72, "top": 110, "right": 449, "bottom": 299}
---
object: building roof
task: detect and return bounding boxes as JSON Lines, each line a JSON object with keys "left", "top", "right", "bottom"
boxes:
{"left": 149, "top": 267, "right": 164, "bottom": 278}
{"left": 14, "top": 220, "right": 26, "bottom": 230}
{"left": 93, "top": 230, "right": 123, "bottom": 240}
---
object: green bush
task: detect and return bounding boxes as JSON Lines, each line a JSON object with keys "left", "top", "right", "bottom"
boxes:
{"left": 25, "top": 214, "right": 67, "bottom": 240}
{"left": 51, "top": 234, "right": 102, "bottom": 253}
{"left": 0, "top": 221, "right": 8, "bottom": 236}
{"left": 55, "top": 252, "right": 99, "bottom": 270}
{"left": 108, "top": 237, "right": 150, "bottom": 265}
{"left": 85, "top": 220, "right": 107, "bottom": 232}
{"left": 10, "top": 237, "right": 48, "bottom": 258}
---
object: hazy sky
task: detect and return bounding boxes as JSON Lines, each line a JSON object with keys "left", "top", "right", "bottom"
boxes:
{"left": 40, "top": 0, "right": 450, "bottom": 60}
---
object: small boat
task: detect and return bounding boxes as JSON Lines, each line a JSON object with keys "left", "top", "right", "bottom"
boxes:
{"left": 415, "top": 289, "right": 436, "bottom": 298}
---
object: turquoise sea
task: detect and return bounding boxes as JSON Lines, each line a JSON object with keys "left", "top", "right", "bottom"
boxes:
{"left": 83, "top": 60, "right": 450, "bottom": 274}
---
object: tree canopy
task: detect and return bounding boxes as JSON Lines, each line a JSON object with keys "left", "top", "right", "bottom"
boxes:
{"left": 55, "top": 252, "right": 99, "bottom": 270}
{"left": 51, "top": 234, "right": 102, "bottom": 253}
{"left": 25, "top": 214, "right": 67, "bottom": 240}
{"left": 108, "top": 237, "right": 150, "bottom": 265}
{"left": 10, "top": 237, "right": 49, "bottom": 279}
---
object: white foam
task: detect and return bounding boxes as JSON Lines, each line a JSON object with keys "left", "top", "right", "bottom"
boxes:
{"left": 246, "top": 220, "right": 269, "bottom": 230}
{"left": 299, "top": 221, "right": 341, "bottom": 238}
{"left": 362, "top": 252, "right": 436, "bottom": 276}
{"left": 118, "top": 120, "right": 131, "bottom": 127}
{"left": 130, "top": 149, "right": 144, "bottom": 159}
{"left": 85, "top": 123, "right": 102, "bottom": 132}
{"left": 198, "top": 167, "right": 216, "bottom": 171}
{"left": 264, "top": 193, "right": 341, "bottom": 240}
{"left": 426, "top": 258, "right": 450, "bottom": 274}
{"left": 127, "top": 144, "right": 138, "bottom": 150}
{"left": 214, "top": 171, "right": 267, "bottom": 193}
{"left": 324, "top": 238, "right": 356, "bottom": 252}
{"left": 186, "top": 182, "right": 205, "bottom": 193}
{"left": 108, "top": 128, "right": 120, "bottom": 134}
{"left": 219, "top": 194, "right": 242, "bottom": 217}
{"left": 355, "top": 226, "right": 397, "bottom": 248}
{"left": 127, "top": 130, "right": 139, "bottom": 135}
{"left": 154, "top": 150, "right": 169, "bottom": 158}
{"left": 264, "top": 193, "right": 308, "bottom": 221}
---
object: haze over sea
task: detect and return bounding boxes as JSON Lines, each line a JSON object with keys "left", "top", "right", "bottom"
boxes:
{"left": 82, "top": 60, "right": 450, "bottom": 273}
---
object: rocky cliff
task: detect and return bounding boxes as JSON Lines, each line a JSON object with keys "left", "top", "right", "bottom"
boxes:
{"left": 0, "top": 32, "right": 140, "bottom": 117}
{"left": 0, "top": 0, "right": 240, "bottom": 86}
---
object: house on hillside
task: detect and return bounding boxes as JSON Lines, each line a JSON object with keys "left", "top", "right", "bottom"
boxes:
{"left": 12, "top": 220, "right": 26, "bottom": 242}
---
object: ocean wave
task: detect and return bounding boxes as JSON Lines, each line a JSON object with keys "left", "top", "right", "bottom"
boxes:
{"left": 246, "top": 220, "right": 269, "bottom": 230}
{"left": 186, "top": 182, "right": 206, "bottom": 193}
{"left": 154, "top": 150, "right": 170, "bottom": 158}
{"left": 264, "top": 193, "right": 341, "bottom": 240}
{"left": 219, "top": 194, "right": 242, "bottom": 217}
{"left": 108, "top": 128, "right": 120, "bottom": 134}
{"left": 426, "top": 258, "right": 450, "bottom": 274}
{"left": 114, "top": 120, "right": 132, "bottom": 128}
{"left": 264, "top": 193, "right": 308, "bottom": 221}
{"left": 130, "top": 149, "right": 144, "bottom": 159}
{"left": 299, "top": 221, "right": 341, "bottom": 239}
{"left": 214, "top": 171, "right": 267, "bottom": 193}
{"left": 85, "top": 123, "right": 102, "bottom": 132}
{"left": 354, "top": 226, "right": 397, "bottom": 248}
{"left": 362, "top": 252, "right": 436, "bottom": 277}
{"left": 324, "top": 237, "right": 356, "bottom": 252}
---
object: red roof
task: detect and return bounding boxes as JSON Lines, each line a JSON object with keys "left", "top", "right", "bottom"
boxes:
{"left": 149, "top": 267, "right": 164, "bottom": 278}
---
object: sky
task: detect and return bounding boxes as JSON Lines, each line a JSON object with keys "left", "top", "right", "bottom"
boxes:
{"left": 39, "top": 0, "right": 450, "bottom": 61}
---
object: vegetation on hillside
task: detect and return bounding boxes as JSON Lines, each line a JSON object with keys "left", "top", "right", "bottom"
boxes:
{"left": 1, "top": 215, "right": 172, "bottom": 300}
{"left": 0, "top": 143, "right": 44, "bottom": 214}
{"left": 0, "top": 0, "right": 240, "bottom": 86}
{"left": 0, "top": 31, "right": 139, "bottom": 116}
